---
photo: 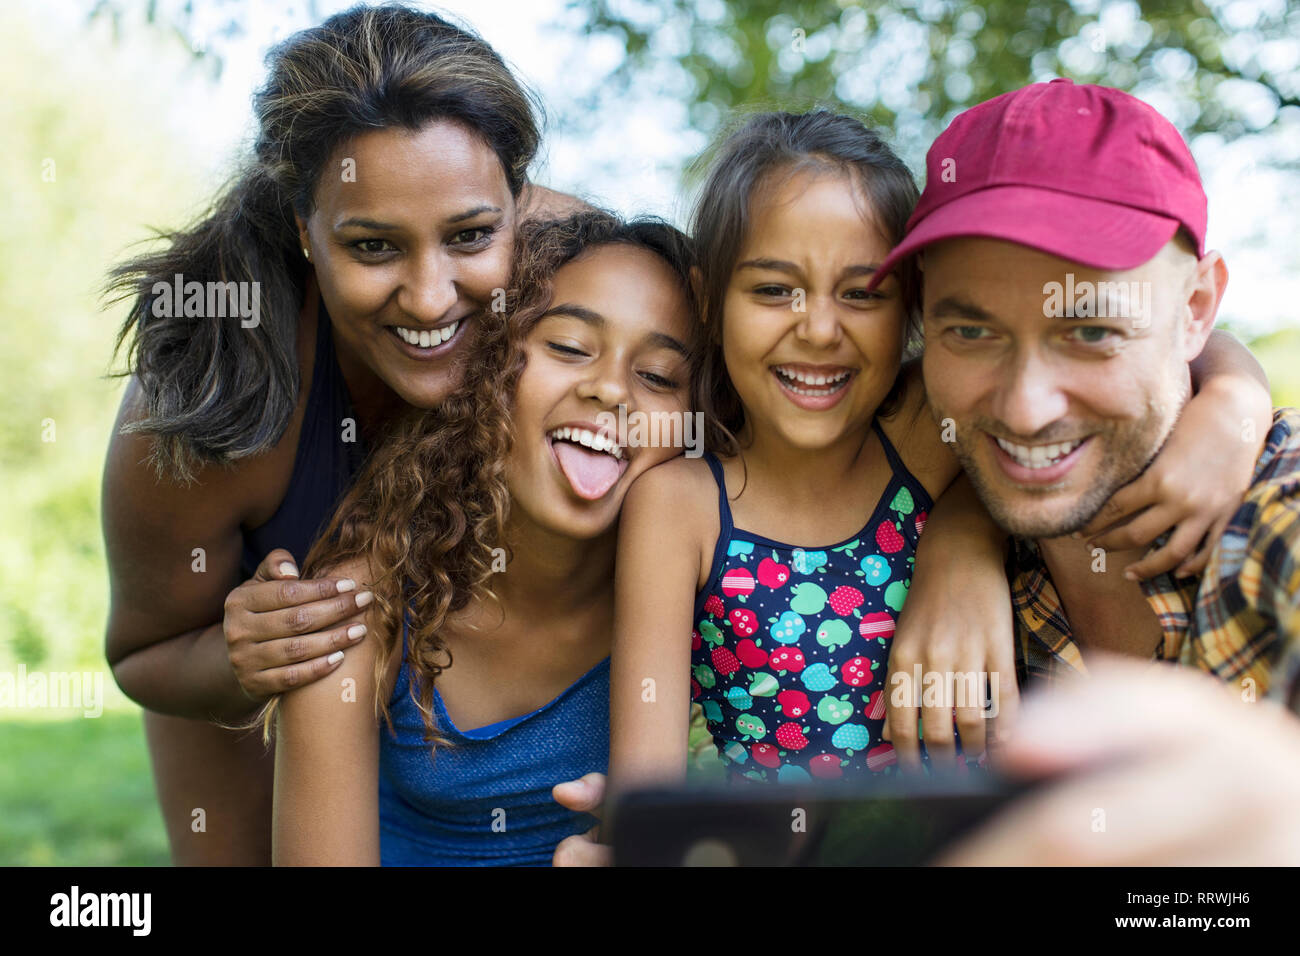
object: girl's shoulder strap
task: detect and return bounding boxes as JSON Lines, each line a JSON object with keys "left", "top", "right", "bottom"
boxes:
{"left": 871, "top": 417, "right": 909, "bottom": 479}
{"left": 701, "top": 451, "right": 735, "bottom": 542}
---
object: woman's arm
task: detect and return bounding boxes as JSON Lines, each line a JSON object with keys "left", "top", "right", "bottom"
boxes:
{"left": 273, "top": 556, "right": 383, "bottom": 866}
{"left": 103, "top": 379, "right": 364, "bottom": 721}
{"left": 608, "top": 458, "right": 711, "bottom": 804}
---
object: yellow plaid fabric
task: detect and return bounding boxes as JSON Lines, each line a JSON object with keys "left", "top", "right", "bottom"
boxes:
{"left": 1010, "top": 408, "right": 1300, "bottom": 713}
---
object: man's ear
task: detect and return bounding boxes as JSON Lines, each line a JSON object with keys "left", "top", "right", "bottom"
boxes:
{"left": 1183, "top": 250, "right": 1228, "bottom": 361}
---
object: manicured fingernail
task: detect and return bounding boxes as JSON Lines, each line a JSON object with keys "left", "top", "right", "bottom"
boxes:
{"left": 336, "top": 579, "right": 356, "bottom": 593}
{"left": 348, "top": 624, "right": 366, "bottom": 641}
{"left": 327, "top": 651, "right": 344, "bottom": 664}
{"left": 1123, "top": 570, "right": 1137, "bottom": 581}
{"left": 355, "top": 591, "right": 373, "bottom": 607}
{"left": 1071, "top": 532, "right": 1082, "bottom": 539}
{"left": 279, "top": 562, "right": 299, "bottom": 577}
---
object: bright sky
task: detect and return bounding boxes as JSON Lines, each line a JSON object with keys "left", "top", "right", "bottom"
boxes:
{"left": 46, "top": 0, "right": 1300, "bottom": 336}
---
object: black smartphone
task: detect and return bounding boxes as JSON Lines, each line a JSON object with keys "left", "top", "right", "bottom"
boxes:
{"left": 609, "top": 770, "right": 1032, "bottom": 866}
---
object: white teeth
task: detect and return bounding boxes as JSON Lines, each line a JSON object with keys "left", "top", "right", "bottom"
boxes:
{"left": 995, "top": 436, "right": 1084, "bottom": 470}
{"left": 395, "top": 321, "right": 460, "bottom": 348}
{"left": 547, "top": 427, "right": 624, "bottom": 460}
{"left": 773, "top": 366, "right": 852, "bottom": 387}
{"left": 773, "top": 366, "right": 853, "bottom": 395}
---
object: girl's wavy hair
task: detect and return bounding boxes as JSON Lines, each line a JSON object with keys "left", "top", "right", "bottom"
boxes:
{"left": 257, "top": 209, "right": 697, "bottom": 749}
{"left": 689, "top": 109, "right": 922, "bottom": 457}
{"left": 104, "top": 3, "right": 541, "bottom": 482}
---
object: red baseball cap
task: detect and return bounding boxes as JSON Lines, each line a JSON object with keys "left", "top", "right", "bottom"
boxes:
{"left": 870, "top": 79, "right": 1207, "bottom": 288}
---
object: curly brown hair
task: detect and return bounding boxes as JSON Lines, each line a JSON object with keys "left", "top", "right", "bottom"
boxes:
{"left": 257, "top": 209, "right": 697, "bottom": 749}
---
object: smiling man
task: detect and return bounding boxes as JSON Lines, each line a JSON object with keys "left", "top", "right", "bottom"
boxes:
{"left": 866, "top": 79, "right": 1300, "bottom": 863}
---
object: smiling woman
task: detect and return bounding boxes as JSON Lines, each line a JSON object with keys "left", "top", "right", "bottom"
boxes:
{"left": 98, "top": 3, "right": 580, "bottom": 866}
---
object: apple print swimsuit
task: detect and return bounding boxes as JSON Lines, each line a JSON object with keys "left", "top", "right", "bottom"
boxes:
{"left": 692, "top": 419, "right": 940, "bottom": 783}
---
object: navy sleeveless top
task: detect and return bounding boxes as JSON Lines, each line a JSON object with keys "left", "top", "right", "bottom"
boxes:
{"left": 691, "top": 419, "right": 957, "bottom": 782}
{"left": 378, "top": 612, "right": 610, "bottom": 866}
{"left": 239, "top": 302, "right": 368, "bottom": 579}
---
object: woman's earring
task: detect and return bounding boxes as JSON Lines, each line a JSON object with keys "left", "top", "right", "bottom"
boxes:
{"left": 302, "top": 247, "right": 311, "bottom": 261}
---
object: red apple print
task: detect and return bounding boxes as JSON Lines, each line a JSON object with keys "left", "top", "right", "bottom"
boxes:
{"left": 691, "top": 678, "right": 701, "bottom": 701}
{"left": 867, "top": 743, "right": 897, "bottom": 771}
{"left": 691, "top": 629, "right": 702, "bottom": 651}
{"left": 777, "top": 689, "right": 811, "bottom": 718}
{"left": 808, "top": 754, "right": 843, "bottom": 779}
{"left": 704, "top": 594, "right": 725, "bottom": 618}
{"left": 736, "top": 638, "right": 768, "bottom": 668}
{"left": 842, "top": 656, "right": 872, "bottom": 687}
{"left": 859, "top": 611, "right": 895, "bottom": 640}
{"left": 752, "top": 743, "right": 781, "bottom": 769}
{"left": 721, "top": 567, "right": 755, "bottom": 597}
{"left": 711, "top": 646, "right": 742, "bottom": 677}
{"left": 769, "top": 647, "right": 805, "bottom": 674}
{"left": 915, "top": 510, "right": 928, "bottom": 537}
{"left": 866, "top": 689, "right": 887, "bottom": 720}
{"left": 756, "top": 557, "right": 790, "bottom": 590}
{"left": 775, "top": 722, "right": 810, "bottom": 750}
{"left": 827, "top": 586, "right": 865, "bottom": 616}
{"left": 875, "top": 521, "right": 905, "bottom": 554}
{"left": 728, "top": 608, "right": 758, "bottom": 637}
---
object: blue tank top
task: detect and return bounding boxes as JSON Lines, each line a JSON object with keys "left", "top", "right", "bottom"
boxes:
{"left": 378, "top": 612, "right": 610, "bottom": 866}
{"left": 692, "top": 420, "right": 943, "bottom": 783}
{"left": 240, "top": 301, "right": 368, "bottom": 579}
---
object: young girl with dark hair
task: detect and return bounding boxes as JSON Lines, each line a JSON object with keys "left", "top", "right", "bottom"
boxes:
{"left": 270, "top": 211, "right": 697, "bottom": 865}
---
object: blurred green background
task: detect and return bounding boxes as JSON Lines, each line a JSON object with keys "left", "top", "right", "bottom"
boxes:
{"left": 2, "top": 0, "right": 1297, "bottom": 865}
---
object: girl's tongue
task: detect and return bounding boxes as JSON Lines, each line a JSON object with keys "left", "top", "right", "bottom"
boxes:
{"left": 553, "top": 441, "right": 625, "bottom": 500}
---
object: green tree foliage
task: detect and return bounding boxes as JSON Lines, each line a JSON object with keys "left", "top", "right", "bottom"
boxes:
{"left": 569, "top": 0, "right": 1299, "bottom": 165}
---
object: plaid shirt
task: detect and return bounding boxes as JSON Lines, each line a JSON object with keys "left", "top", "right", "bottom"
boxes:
{"left": 1010, "top": 408, "right": 1300, "bottom": 714}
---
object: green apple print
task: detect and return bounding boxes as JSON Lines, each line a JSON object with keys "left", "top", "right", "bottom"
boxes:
{"left": 699, "top": 620, "right": 724, "bottom": 647}
{"left": 884, "top": 578, "right": 910, "bottom": 612}
{"left": 789, "top": 582, "right": 828, "bottom": 615}
{"left": 816, "top": 694, "right": 854, "bottom": 726}
{"left": 890, "top": 486, "right": 915, "bottom": 516}
{"left": 735, "top": 714, "right": 767, "bottom": 741}
{"left": 747, "top": 672, "right": 779, "bottom": 697}
{"left": 692, "top": 664, "right": 715, "bottom": 689}
{"left": 831, "top": 538, "right": 862, "bottom": 559}
{"left": 815, "top": 618, "right": 853, "bottom": 651}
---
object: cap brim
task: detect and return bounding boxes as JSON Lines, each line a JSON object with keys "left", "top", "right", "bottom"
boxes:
{"left": 868, "top": 185, "right": 1182, "bottom": 291}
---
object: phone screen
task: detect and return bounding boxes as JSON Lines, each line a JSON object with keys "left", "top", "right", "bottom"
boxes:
{"left": 611, "top": 771, "right": 1030, "bottom": 866}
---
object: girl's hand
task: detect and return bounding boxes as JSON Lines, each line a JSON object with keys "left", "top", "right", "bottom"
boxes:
{"left": 1079, "top": 374, "right": 1270, "bottom": 581}
{"left": 884, "top": 477, "right": 1019, "bottom": 769}
{"left": 223, "top": 548, "right": 372, "bottom": 701}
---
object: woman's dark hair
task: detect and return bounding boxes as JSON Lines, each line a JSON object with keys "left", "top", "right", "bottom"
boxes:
{"left": 105, "top": 3, "right": 541, "bottom": 482}
{"left": 689, "top": 109, "right": 921, "bottom": 456}
{"left": 256, "top": 209, "right": 696, "bottom": 748}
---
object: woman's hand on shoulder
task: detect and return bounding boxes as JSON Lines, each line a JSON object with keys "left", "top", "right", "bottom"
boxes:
{"left": 223, "top": 548, "right": 374, "bottom": 703}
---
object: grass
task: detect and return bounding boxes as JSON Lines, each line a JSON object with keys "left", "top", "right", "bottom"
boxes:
{"left": 0, "top": 712, "right": 169, "bottom": 866}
